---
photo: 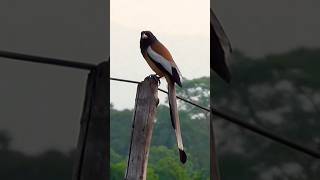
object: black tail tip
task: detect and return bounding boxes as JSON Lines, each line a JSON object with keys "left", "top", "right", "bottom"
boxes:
{"left": 179, "top": 149, "right": 187, "bottom": 164}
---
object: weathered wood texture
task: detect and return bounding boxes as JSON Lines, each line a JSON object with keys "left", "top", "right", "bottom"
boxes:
{"left": 72, "top": 61, "right": 109, "bottom": 180}
{"left": 125, "top": 76, "right": 159, "bottom": 180}
{"left": 210, "top": 115, "right": 221, "bottom": 180}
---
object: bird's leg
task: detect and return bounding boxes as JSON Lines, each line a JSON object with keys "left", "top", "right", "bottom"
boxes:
{"left": 148, "top": 74, "right": 161, "bottom": 86}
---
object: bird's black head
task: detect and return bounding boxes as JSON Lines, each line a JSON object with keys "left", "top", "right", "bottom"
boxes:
{"left": 140, "top": 31, "right": 157, "bottom": 50}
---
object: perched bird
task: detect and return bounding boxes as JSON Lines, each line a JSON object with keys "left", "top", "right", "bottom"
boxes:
{"left": 140, "top": 31, "right": 187, "bottom": 164}
{"left": 211, "top": 10, "right": 232, "bottom": 83}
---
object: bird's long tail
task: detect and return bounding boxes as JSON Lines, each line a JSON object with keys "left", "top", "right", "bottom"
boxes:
{"left": 167, "top": 77, "right": 187, "bottom": 164}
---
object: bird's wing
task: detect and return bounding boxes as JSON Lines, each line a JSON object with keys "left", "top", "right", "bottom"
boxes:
{"left": 171, "top": 61, "right": 182, "bottom": 77}
{"left": 211, "top": 10, "right": 232, "bottom": 83}
{"left": 166, "top": 77, "right": 187, "bottom": 164}
{"left": 151, "top": 41, "right": 174, "bottom": 61}
{"left": 147, "top": 46, "right": 173, "bottom": 75}
{"left": 147, "top": 46, "right": 182, "bottom": 86}
{"left": 151, "top": 42, "right": 182, "bottom": 76}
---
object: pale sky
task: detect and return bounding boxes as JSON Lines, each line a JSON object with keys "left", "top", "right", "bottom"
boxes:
{"left": 111, "top": 0, "right": 210, "bottom": 110}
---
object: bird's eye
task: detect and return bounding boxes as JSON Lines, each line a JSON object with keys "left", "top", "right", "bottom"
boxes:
{"left": 142, "top": 33, "right": 148, "bottom": 39}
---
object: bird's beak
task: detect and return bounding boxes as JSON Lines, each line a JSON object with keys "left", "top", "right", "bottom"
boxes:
{"left": 142, "top": 33, "right": 148, "bottom": 39}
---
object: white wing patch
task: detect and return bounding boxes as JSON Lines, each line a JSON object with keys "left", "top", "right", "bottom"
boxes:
{"left": 147, "top": 46, "right": 173, "bottom": 75}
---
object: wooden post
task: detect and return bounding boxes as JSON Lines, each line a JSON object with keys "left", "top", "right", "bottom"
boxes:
{"left": 72, "top": 61, "right": 109, "bottom": 180}
{"left": 125, "top": 76, "right": 159, "bottom": 180}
